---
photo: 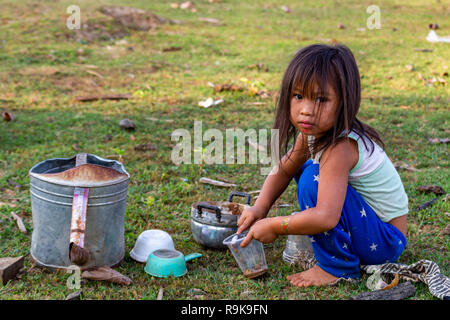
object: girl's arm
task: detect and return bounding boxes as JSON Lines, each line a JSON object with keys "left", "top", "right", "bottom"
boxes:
{"left": 237, "top": 133, "right": 309, "bottom": 233}
{"left": 240, "top": 139, "right": 358, "bottom": 246}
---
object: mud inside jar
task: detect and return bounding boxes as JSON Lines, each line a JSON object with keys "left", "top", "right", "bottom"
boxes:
{"left": 223, "top": 232, "right": 268, "bottom": 279}
{"left": 243, "top": 264, "right": 269, "bottom": 279}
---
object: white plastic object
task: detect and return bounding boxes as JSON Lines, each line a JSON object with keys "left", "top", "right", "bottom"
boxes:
{"left": 130, "top": 230, "right": 175, "bottom": 263}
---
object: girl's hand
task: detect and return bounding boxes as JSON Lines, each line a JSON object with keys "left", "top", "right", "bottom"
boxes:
{"left": 237, "top": 205, "right": 267, "bottom": 234}
{"left": 240, "top": 217, "right": 279, "bottom": 247}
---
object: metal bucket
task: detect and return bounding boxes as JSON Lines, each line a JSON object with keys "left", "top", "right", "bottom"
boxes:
{"left": 29, "top": 154, "right": 129, "bottom": 270}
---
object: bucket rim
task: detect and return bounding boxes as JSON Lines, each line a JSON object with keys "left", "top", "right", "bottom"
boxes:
{"left": 29, "top": 154, "right": 130, "bottom": 187}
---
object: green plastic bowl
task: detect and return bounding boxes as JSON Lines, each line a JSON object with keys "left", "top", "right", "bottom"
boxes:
{"left": 144, "top": 249, "right": 202, "bottom": 278}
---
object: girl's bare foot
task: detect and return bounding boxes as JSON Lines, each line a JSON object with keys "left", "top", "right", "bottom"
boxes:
{"left": 287, "top": 265, "right": 338, "bottom": 288}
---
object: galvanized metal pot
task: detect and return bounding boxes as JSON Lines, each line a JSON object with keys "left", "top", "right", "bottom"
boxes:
{"left": 191, "top": 191, "right": 251, "bottom": 249}
{"left": 29, "top": 154, "right": 129, "bottom": 269}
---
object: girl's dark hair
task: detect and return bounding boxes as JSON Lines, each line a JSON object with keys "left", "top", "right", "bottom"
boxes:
{"left": 274, "top": 43, "right": 384, "bottom": 162}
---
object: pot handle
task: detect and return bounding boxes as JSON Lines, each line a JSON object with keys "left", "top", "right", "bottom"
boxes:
{"left": 227, "top": 191, "right": 251, "bottom": 205}
{"left": 197, "top": 203, "right": 222, "bottom": 221}
{"left": 184, "top": 253, "right": 202, "bottom": 262}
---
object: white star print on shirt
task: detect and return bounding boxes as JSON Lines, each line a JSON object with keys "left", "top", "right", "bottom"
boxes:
{"left": 360, "top": 208, "right": 367, "bottom": 218}
{"left": 313, "top": 174, "right": 319, "bottom": 182}
{"left": 343, "top": 243, "right": 348, "bottom": 249}
{"left": 370, "top": 243, "right": 378, "bottom": 251}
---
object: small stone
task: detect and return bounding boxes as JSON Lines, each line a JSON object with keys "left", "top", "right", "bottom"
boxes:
{"left": 119, "top": 118, "right": 136, "bottom": 130}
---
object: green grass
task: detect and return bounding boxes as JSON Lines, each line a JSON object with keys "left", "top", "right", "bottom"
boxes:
{"left": 0, "top": 0, "right": 449, "bottom": 300}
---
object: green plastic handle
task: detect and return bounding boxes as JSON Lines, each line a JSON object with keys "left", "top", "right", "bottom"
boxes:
{"left": 184, "top": 253, "right": 202, "bottom": 262}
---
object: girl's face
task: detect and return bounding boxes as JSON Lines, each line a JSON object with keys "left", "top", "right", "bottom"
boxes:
{"left": 289, "top": 84, "right": 339, "bottom": 138}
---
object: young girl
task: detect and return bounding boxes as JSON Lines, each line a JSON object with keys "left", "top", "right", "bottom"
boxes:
{"left": 237, "top": 44, "right": 408, "bottom": 288}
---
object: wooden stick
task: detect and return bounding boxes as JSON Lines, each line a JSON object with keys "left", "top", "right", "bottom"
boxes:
{"left": 351, "top": 281, "right": 416, "bottom": 300}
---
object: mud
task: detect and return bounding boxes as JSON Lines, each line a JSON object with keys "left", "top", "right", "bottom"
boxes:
{"left": 37, "top": 163, "right": 127, "bottom": 185}
{"left": 244, "top": 265, "right": 268, "bottom": 279}
{"left": 193, "top": 201, "right": 245, "bottom": 215}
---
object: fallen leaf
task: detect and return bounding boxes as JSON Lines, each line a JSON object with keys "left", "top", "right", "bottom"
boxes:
{"left": 212, "top": 83, "right": 244, "bottom": 92}
{"left": 417, "top": 185, "right": 445, "bottom": 195}
{"left": 2, "top": 111, "right": 15, "bottom": 122}
{"left": 134, "top": 143, "right": 158, "bottom": 151}
{"left": 247, "top": 63, "right": 269, "bottom": 72}
{"left": 81, "top": 266, "right": 132, "bottom": 285}
{"left": 382, "top": 274, "right": 399, "bottom": 290}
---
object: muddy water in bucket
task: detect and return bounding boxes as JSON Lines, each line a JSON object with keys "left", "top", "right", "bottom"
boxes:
{"left": 29, "top": 154, "right": 129, "bottom": 269}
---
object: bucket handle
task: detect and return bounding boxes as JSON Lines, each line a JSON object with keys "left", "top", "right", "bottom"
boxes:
{"left": 227, "top": 191, "right": 251, "bottom": 205}
{"left": 75, "top": 153, "right": 88, "bottom": 167}
{"left": 197, "top": 203, "right": 222, "bottom": 222}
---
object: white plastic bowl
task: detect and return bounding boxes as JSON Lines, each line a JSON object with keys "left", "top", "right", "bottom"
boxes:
{"left": 130, "top": 230, "right": 175, "bottom": 263}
